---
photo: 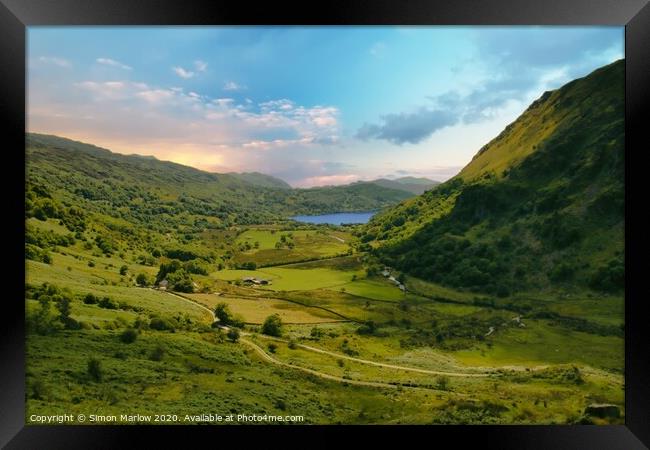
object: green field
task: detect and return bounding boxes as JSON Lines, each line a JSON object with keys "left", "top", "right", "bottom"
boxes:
{"left": 25, "top": 218, "right": 624, "bottom": 425}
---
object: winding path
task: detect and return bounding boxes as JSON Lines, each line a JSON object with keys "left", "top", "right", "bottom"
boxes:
{"left": 158, "top": 289, "right": 498, "bottom": 384}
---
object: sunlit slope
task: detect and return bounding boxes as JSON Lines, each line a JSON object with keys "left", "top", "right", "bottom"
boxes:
{"left": 363, "top": 59, "right": 624, "bottom": 296}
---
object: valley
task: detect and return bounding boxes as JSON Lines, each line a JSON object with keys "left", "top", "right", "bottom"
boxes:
{"left": 24, "top": 60, "right": 625, "bottom": 425}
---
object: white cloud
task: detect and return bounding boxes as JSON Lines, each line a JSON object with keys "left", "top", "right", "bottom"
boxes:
{"left": 96, "top": 57, "right": 132, "bottom": 70}
{"left": 173, "top": 66, "right": 195, "bottom": 79}
{"left": 223, "top": 81, "right": 245, "bottom": 91}
{"left": 76, "top": 80, "right": 128, "bottom": 100}
{"left": 38, "top": 56, "right": 71, "bottom": 68}
{"left": 194, "top": 60, "right": 208, "bottom": 72}
{"left": 136, "top": 89, "right": 175, "bottom": 103}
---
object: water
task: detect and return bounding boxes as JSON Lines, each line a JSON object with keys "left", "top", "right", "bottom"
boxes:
{"left": 291, "top": 211, "right": 376, "bottom": 225}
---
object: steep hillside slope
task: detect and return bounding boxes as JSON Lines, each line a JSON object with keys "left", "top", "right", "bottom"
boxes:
{"left": 361, "top": 59, "right": 624, "bottom": 296}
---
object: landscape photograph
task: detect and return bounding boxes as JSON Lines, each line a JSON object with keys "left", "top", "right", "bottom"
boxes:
{"left": 25, "top": 26, "right": 624, "bottom": 425}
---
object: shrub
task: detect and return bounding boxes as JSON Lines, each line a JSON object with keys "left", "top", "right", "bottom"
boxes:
{"left": 261, "top": 314, "right": 283, "bottom": 337}
{"left": 149, "top": 345, "right": 165, "bottom": 361}
{"left": 119, "top": 265, "right": 128, "bottom": 276}
{"left": 268, "top": 343, "right": 278, "bottom": 353}
{"left": 98, "top": 296, "right": 119, "bottom": 310}
{"left": 135, "top": 273, "right": 149, "bottom": 286}
{"left": 119, "top": 328, "right": 138, "bottom": 344}
{"left": 149, "top": 317, "right": 175, "bottom": 331}
{"left": 87, "top": 358, "right": 103, "bottom": 382}
{"left": 227, "top": 328, "right": 240, "bottom": 343}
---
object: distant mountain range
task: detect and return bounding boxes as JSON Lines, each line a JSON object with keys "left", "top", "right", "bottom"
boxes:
{"left": 25, "top": 133, "right": 417, "bottom": 227}
{"left": 365, "top": 177, "right": 440, "bottom": 195}
{"left": 227, "top": 171, "right": 440, "bottom": 195}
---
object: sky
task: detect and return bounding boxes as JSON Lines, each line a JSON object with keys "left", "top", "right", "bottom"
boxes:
{"left": 27, "top": 26, "right": 623, "bottom": 187}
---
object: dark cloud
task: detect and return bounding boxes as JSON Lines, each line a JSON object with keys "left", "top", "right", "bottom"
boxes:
{"left": 356, "top": 108, "right": 457, "bottom": 145}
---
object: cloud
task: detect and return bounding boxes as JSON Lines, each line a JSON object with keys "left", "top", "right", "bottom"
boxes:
{"left": 96, "top": 57, "right": 132, "bottom": 70}
{"left": 76, "top": 80, "right": 128, "bottom": 100}
{"left": 194, "top": 60, "right": 208, "bottom": 72}
{"left": 357, "top": 28, "right": 622, "bottom": 145}
{"left": 223, "top": 81, "right": 245, "bottom": 91}
{"left": 136, "top": 89, "right": 175, "bottom": 103}
{"left": 38, "top": 56, "right": 71, "bottom": 68}
{"left": 172, "top": 66, "right": 194, "bottom": 79}
{"left": 356, "top": 108, "right": 457, "bottom": 145}
{"left": 31, "top": 74, "right": 342, "bottom": 186}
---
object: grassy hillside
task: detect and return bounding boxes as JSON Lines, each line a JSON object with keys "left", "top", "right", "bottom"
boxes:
{"left": 26, "top": 133, "right": 415, "bottom": 232}
{"left": 361, "top": 60, "right": 624, "bottom": 297}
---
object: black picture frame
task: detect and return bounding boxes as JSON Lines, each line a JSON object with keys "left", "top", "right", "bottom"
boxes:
{"left": 2, "top": 0, "right": 648, "bottom": 448}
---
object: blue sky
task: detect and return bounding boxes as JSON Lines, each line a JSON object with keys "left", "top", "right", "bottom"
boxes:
{"left": 27, "top": 26, "right": 623, "bottom": 187}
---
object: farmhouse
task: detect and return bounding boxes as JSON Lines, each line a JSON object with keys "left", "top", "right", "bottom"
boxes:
{"left": 242, "top": 277, "right": 270, "bottom": 285}
{"left": 158, "top": 279, "right": 168, "bottom": 291}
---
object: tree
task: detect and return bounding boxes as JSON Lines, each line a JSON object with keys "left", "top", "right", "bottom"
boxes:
{"left": 119, "top": 265, "right": 128, "bottom": 276}
{"left": 135, "top": 273, "right": 149, "bottom": 287}
{"left": 214, "top": 303, "right": 232, "bottom": 325}
{"left": 87, "top": 358, "right": 103, "bottom": 382}
{"left": 55, "top": 296, "right": 71, "bottom": 322}
{"left": 261, "top": 314, "right": 283, "bottom": 337}
{"left": 227, "top": 328, "right": 240, "bottom": 343}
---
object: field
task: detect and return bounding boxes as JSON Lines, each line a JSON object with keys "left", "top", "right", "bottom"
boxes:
{"left": 25, "top": 218, "right": 625, "bottom": 425}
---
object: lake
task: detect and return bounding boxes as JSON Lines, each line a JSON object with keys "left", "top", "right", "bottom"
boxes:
{"left": 291, "top": 211, "right": 376, "bottom": 225}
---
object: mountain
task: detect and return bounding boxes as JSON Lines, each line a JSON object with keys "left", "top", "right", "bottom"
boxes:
{"left": 369, "top": 177, "right": 440, "bottom": 195}
{"left": 361, "top": 59, "right": 624, "bottom": 296}
{"left": 228, "top": 172, "right": 292, "bottom": 189}
{"left": 25, "top": 133, "right": 413, "bottom": 233}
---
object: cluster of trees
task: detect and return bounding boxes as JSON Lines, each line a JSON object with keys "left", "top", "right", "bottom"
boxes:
{"left": 383, "top": 233, "right": 513, "bottom": 297}
{"left": 26, "top": 283, "right": 81, "bottom": 334}
{"left": 275, "top": 233, "right": 295, "bottom": 250}
{"left": 26, "top": 183, "right": 87, "bottom": 233}
{"left": 233, "top": 261, "right": 257, "bottom": 270}
{"left": 589, "top": 257, "right": 624, "bottom": 293}
{"left": 155, "top": 260, "right": 196, "bottom": 293}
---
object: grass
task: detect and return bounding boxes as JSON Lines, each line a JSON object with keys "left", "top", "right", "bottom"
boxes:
{"left": 454, "top": 320, "right": 623, "bottom": 372}
{"left": 334, "top": 277, "right": 407, "bottom": 301}
{"left": 25, "top": 222, "right": 624, "bottom": 425}
{"left": 186, "top": 294, "right": 342, "bottom": 324}
{"left": 233, "top": 229, "right": 351, "bottom": 266}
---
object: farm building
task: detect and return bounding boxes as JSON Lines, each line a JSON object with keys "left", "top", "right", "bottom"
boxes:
{"left": 158, "top": 279, "right": 168, "bottom": 291}
{"left": 242, "top": 277, "right": 270, "bottom": 285}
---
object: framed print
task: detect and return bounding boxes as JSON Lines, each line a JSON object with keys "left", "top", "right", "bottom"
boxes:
{"left": 1, "top": 0, "right": 648, "bottom": 448}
